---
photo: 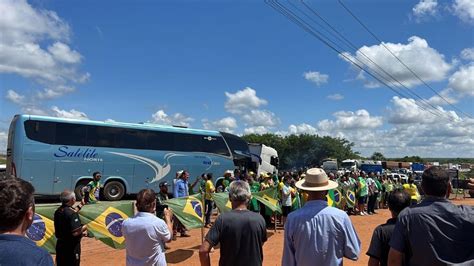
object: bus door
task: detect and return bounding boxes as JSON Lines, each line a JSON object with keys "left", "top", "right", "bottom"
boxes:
{"left": 53, "top": 161, "right": 103, "bottom": 194}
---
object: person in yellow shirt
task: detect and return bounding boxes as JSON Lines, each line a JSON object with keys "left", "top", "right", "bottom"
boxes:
{"left": 204, "top": 173, "right": 215, "bottom": 227}
{"left": 403, "top": 177, "right": 420, "bottom": 205}
{"left": 260, "top": 173, "right": 272, "bottom": 190}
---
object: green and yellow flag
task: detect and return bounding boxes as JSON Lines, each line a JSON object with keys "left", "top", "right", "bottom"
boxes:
{"left": 345, "top": 189, "right": 356, "bottom": 208}
{"left": 212, "top": 187, "right": 281, "bottom": 214}
{"left": 252, "top": 187, "right": 281, "bottom": 214}
{"left": 212, "top": 192, "right": 232, "bottom": 213}
{"left": 30, "top": 201, "right": 134, "bottom": 253}
{"left": 164, "top": 195, "right": 204, "bottom": 229}
{"left": 79, "top": 201, "right": 134, "bottom": 249}
{"left": 327, "top": 189, "right": 342, "bottom": 208}
{"left": 26, "top": 205, "right": 58, "bottom": 254}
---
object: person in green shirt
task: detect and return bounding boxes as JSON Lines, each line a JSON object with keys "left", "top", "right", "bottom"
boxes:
{"left": 248, "top": 175, "right": 261, "bottom": 212}
{"left": 221, "top": 170, "right": 233, "bottom": 192}
{"left": 357, "top": 171, "right": 368, "bottom": 215}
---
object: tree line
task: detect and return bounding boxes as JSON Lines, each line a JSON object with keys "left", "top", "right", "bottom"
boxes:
{"left": 242, "top": 133, "right": 360, "bottom": 170}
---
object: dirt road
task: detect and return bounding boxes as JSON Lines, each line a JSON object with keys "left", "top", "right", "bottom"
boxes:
{"left": 76, "top": 197, "right": 474, "bottom": 266}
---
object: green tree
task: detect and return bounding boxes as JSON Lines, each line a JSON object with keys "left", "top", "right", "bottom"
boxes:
{"left": 370, "top": 152, "right": 386, "bottom": 161}
{"left": 242, "top": 133, "right": 359, "bottom": 170}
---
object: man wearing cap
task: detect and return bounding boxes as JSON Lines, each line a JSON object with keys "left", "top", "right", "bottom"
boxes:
{"left": 282, "top": 168, "right": 361, "bottom": 266}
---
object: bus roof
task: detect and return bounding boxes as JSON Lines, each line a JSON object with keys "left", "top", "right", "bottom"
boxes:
{"left": 17, "top": 114, "right": 222, "bottom": 136}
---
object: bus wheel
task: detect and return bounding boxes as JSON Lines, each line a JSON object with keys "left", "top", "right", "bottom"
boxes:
{"left": 104, "top": 181, "right": 125, "bottom": 201}
{"left": 74, "top": 180, "right": 90, "bottom": 201}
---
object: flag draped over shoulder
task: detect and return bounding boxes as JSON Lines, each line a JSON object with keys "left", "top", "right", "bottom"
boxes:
{"left": 212, "top": 192, "right": 232, "bottom": 213}
{"left": 29, "top": 201, "right": 134, "bottom": 253}
{"left": 164, "top": 194, "right": 204, "bottom": 229}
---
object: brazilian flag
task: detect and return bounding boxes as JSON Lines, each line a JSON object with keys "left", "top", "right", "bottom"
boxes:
{"left": 30, "top": 201, "right": 134, "bottom": 253}
{"left": 27, "top": 205, "right": 58, "bottom": 254}
{"left": 211, "top": 187, "right": 281, "bottom": 214}
{"left": 345, "top": 189, "right": 356, "bottom": 208}
{"left": 327, "top": 189, "right": 342, "bottom": 208}
{"left": 252, "top": 187, "right": 281, "bottom": 214}
{"left": 79, "top": 201, "right": 134, "bottom": 249}
{"left": 164, "top": 195, "right": 204, "bottom": 229}
{"left": 212, "top": 192, "right": 232, "bottom": 213}
{"left": 291, "top": 191, "right": 302, "bottom": 211}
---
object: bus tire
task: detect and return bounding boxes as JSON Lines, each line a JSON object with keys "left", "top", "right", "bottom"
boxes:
{"left": 74, "top": 180, "right": 90, "bottom": 201}
{"left": 103, "top": 180, "right": 125, "bottom": 201}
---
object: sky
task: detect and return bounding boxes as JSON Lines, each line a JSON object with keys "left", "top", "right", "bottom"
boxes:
{"left": 0, "top": 0, "right": 473, "bottom": 158}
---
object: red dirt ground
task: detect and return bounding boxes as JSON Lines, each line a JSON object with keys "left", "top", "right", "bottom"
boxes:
{"left": 72, "top": 197, "right": 473, "bottom": 266}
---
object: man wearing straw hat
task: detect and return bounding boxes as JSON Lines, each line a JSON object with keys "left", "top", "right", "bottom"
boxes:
{"left": 282, "top": 168, "right": 361, "bottom": 266}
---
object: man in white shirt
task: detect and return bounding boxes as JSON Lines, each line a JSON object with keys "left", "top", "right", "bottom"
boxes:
{"left": 122, "top": 189, "right": 173, "bottom": 266}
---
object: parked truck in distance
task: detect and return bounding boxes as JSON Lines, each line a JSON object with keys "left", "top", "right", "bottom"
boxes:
{"left": 248, "top": 143, "right": 279, "bottom": 175}
{"left": 341, "top": 159, "right": 359, "bottom": 172}
{"left": 322, "top": 158, "right": 338, "bottom": 175}
{"left": 359, "top": 160, "right": 383, "bottom": 174}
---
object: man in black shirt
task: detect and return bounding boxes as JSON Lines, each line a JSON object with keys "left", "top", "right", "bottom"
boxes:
{"left": 388, "top": 166, "right": 474, "bottom": 266}
{"left": 54, "top": 190, "right": 87, "bottom": 266}
{"left": 366, "top": 189, "right": 410, "bottom": 266}
{"left": 199, "top": 180, "right": 267, "bottom": 266}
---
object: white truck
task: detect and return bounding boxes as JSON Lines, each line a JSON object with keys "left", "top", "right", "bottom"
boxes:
{"left": 341, "top": 159, "right": 359, "bottom": 172}
{"left": 248, "top": 143, "right": 279, "bottom": 175}
{"left": 322, "top": 159, "right": 338, "bottom": 175}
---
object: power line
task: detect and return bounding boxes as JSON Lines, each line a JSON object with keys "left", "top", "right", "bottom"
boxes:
{"left": 337, "top": 0, "right": 473, "bottom": 119}
{"left": 265, "top": 0, "right": 448, "bottom": 119}
{"left": 291, "top": 0, "right": 448, "bottom": 118}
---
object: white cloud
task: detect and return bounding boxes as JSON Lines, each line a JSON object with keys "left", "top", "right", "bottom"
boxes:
{"left": 51, "top": 106, "right": 88, "bottom": 120}
{"left": 224, "top": 87, "right": 267, "bottom": 114}
{"left": 47, "top": 42, "right": 82, "bottom": 64}
{"left": 318, "top": 109, "right": 383, "bottom": 130}
{"left": 412, "top": 0, "right": 438, "bottom": 19}
{"left": 37, "top": 85, "right": 75, "bottom": 100}
{"left": 387, "top": 96, "right": 460, "bottom": 124}
{"left": 104, "top": 119, "right": 116, "bottom": 123}
{"left": 448, "top": 64, "right": 474, "bottom": 96}
{"left": 242, "top": 110, "right": 280, "bottom": 127}
{"left": 303, "top": 71, "right": 329, "bottom": 86}
{"left": 342, "top": 36, "right": 452, "bottom": 88}
{"left": 461, "top": 48, "right": 474, "bottom": 61}
{"left": 244, "top": 126, "right": 271, "bottom": 135}
{"left": 151, "top": 110, "right": 194, "bottom": 127}
{"left": 0, "top": 0, "right": 88, "bottom": 104}
{"left": 427, "top": 88, "right": 458, "bottom": 105}
{"left": 288, "top": 123, "right": 318, "bottom": 135}
{"left": 453, "top": 0, "right": 474, "bottom": 23}
{"left": 203, "top": 117, "right": 238, "bottom": 133}
{"left": 0, "top": 131, "right": 7, "bottom": 153}
{"left": 5, "top": 89, "right": 25, "bottom": 104}
{"left": 327, "top": 93, "right": 344, "bottom": 100}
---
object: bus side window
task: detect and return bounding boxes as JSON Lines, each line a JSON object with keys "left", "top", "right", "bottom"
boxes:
{"left": 24, "top": 120, "right": 56, "bottom": 144}
{"left": 56, "top": 123, "right": 87, "bottom": 146}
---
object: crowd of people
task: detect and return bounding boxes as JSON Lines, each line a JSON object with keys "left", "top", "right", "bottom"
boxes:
{"left": 0, "top": 166, "right": 473, "bottom": 266}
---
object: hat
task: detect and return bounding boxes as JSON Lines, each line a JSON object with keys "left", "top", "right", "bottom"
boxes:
{"left": 295, "top": 168, "right": 338, "bottom": 191}
{"left": 224, "top": 170, "right": 233, "bottom": 175}
{"left": 159, "top": 181, "right": 168, "bottom": 188}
